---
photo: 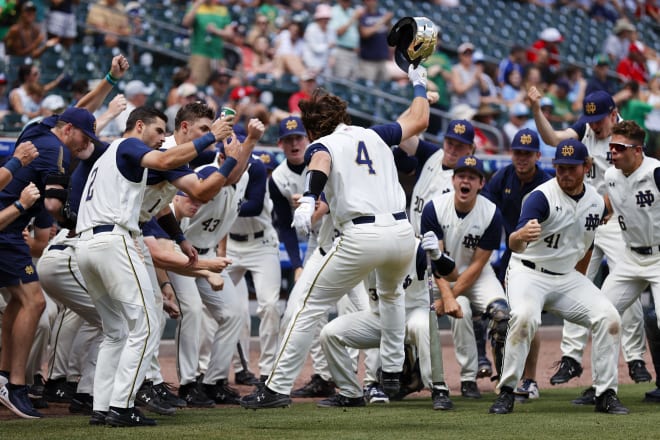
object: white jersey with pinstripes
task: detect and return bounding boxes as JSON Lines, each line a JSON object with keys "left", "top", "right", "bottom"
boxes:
{"left": 581, "top": 121, "right": 617, "bottom": 196}
{"left": 431, "top": 192, "right": 497, "bottom": 273}
{"left": 230, "top": 160, "right": 274, "bottom": 236}
{"left": 510, "top": 179, "right": 604, "bottom": 274}
{"left": 409, "top": 148, "right": 454, "bottom": 236}
{"left": 316, "top": 123, "right": 406, "bottom": 226}
{"left": 180, "top": 168, "right": 249, "bottom": 249}
{"left": 77, "top": 138, "right": 147, "bottom": 234}
{"left": 605, "top": 155, "right": 660, "bottom": 248}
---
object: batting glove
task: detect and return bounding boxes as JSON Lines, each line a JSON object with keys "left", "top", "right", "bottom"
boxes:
{"left": 292, "top": 196, "right": 315, "bottom": 236}
{"left": 408, "top": 64, "right": 428, "bottom": 89}
{"left": 421, "top": 231, "right": 441, "bottom": 260}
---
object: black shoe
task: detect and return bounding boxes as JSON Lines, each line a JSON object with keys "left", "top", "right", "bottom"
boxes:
{"left": 178, "top": 382, "right": 215, "bottom": 408}
{"left": 460, "top": 381, "right": 482, "bottom": 399}
{"left": 489, "top": 386, "right": 515, "bottom": 414}
{"left": 69, "top": 393, "right": 94, "bottom": 415}
{"left": 89, "top": 410, "right": 107, "bottom": 426}
{"left": 572, "top": 387, "right": 596, "bottom": 405}
{"left": 291, "top": 374, "right": 336, "bottom": 398}
{"left": 44, "top": 378, "right": 75, "bottom": 403}
{"left": 595, "top": 389, "right": 629, "bottom": 415}
{"left": 381, "top": 371, "right": 401, "bottom": 397}
{"left": 203, "top": 379, "right": 241, "bottom": 405}
{"left": 240, "top": 386, "right": 291, "bottom": 409}
{"left": 106, "top": 406, "right": 157, "bottom": 427}
{"left": 259, "top": 375, "right": 269, "bottom": 384}
{"left": 431, "top": 385, "right": 453, "bottom": 410}
{"left": 29, "top": 374, "right": 45, "bottom": 399}
{"left": 317, "top": 394, "right": 366, "bottom": 408}
{"left": 153, "top": 382, "right": 187, "bottom": 408}
{"left": 30, "top": 396, "right": 48, "bottom": 409}
{"left": 477, "top": 359, "right": 493, "bottom": 379}
{"left": 643, "top": 387, "right": 660, "bottom": 403}
{"left": 235, "top": 370, "right": 261, "bottom": 386}
{"left": 628, "top": 360, "right": 652, "bottom": 383}
{"left": 549, "top": 356, "right": 583, "bottom": 385}
{"left": 136, "top": 381, "right": 176, "bottom": 415}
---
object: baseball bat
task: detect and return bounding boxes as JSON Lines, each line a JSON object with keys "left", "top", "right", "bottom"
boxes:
{"left": 426, "top": 252, "right": 445, "bottom": 384}
{"left": 236, "top": 341, "right": 250, "bottom": 374}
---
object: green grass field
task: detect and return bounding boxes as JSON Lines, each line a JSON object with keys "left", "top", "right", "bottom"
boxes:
{"left": 3, "top": 384, "right": 660, "bottom": 439}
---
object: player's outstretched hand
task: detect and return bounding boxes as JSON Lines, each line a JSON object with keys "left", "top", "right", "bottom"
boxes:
{"left": 246, "top": 118, "right": 266, "bottom": 142}
{"left": 211, "top": 116, "right": 235, "bottom": 141}
{"left": 13, "top": 141, "right": 39, "bottom": 167}
{"left": 408, "top": 64, "right": 428, "bottom": 89}
{"left": 421, "top": 231, "right": 441, "bottom": 260}
{"left": 527, "top": 86, "right": 542, "bottom": 109}
{"left": 19, "top": 182, "right": 40, "bottom": 210}
{"left": 110, "top": 54, "right": 130, "bottom": 79}
{"left": 292, "top": 196, "right": 315, "bottom": 235}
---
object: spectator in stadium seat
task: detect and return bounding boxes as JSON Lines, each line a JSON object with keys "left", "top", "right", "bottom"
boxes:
{"left": 273, "top": 19, "right": 306, "bottom": 79}
{"left": 206, "top": 68, "right": 233, "bottom": 118}
{"left": 603, "top": 18, "right": 635, "bottom": 66}
{"left": 85, "top": 0, "right": 132, "bottom": 49}
{"left": 497, "top": 44, "right": 526, "bottom": 89}
{"left": 8, "top": 64, "right": 61, "bottom": 121}
{"left": 526, "top": 27, "right": 562, "bottom": 72}
{"left": 302, "top": 4, "right": 336, "bottom": 77}
{"left": 617, "top": 40, "right": 649, "bottom": 86}
{"left": 182, "top": 0, "right": 236, "bottom": 86}
{"left": 357, "top": 0, "right": 393, "bottom": 83}
{"left": 588, "top": 0, "right": 619, "bottom": 23}
{"left": 4, "top": 1, "right": 59, "bottom": 58}
{"left": 450, "top": 42, "right": 489, "bottom": 112}
{"left": 46, "top": 0, "right": 78, "bottom": 49}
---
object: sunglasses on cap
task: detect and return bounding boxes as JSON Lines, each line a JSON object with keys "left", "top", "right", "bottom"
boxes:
{"left": 608, "top": 142, "right": 638, "bottom": 152}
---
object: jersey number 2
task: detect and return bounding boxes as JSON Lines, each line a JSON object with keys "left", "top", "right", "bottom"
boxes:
{"left": 355, "top": 141, "right": 376, "bottom": 174}
{"left": 85, "top": 168, "right": 98, "bottom": 201}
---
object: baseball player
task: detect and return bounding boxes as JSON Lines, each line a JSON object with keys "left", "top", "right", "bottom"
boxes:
{"left": 241, "top": 63, "right": 430, "bottom": 409}
{"left": 319, "top": 238, "right": 457, "bottom": 409}
{"left": 420, "top": 155, "right": 508, "bottom": 399}
{"left": 490, "top": 139, "right": 627, "bottom": 415}
{"left": 0, "top": 105, "right": 103, "bottom": 419}
{"left": 481, "top": 128, "right": 552, "bottom": 399}
{"left": 600, "top": 120, "right": 660, "bottom": 401}
{"left": 75, "top": 107, "right": 230, "bottom": 427}
{"left": 529, "top": 88, "right": 651, "bottom": 395}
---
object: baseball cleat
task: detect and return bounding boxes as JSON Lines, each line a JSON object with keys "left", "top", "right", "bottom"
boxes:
{"left": 235, "top": 370, "right": 261, "bottom": 386}
{"left": 153, "top": 382, "right": 187, "bottom": 408}
{"left": 477, "top": 358, "right": 493, "bottom": 379}
{"left": 628, "top": 360, "right": 652, "bottom": 383}
{"left": 489, "top": 387, "right": 514, "bottom": 414}
{"left": 89, "top": 410, "right": 108, "bottom": 426}
{"left": 136, "top": 381, "right": 176, "bottom": 415}
{"left": 572, "top": 387, "right": 596, "bottom": 405}
{"left": 363, "top": 383, "right": 390, "bottom": 404}
{"left": 381, "top": 371, "right": 401, "bottom": 397}
{"left": 240, "top": 386, "right": 291, "bottom": 409}
{"left": 106, "top": 406, "right": 157, "bottom": 427}
{"left": 291, "top": 374, "right": 336, "bottom": 398}
{"left": 643, "top": 387, "right": 660, "bottom": 403}
{"left": 317, "top": 394, "right": 366, "bottom": 408}
{"left": 69, "top": 393, "right": 94, "bottom": 415}
{"left": 431, "top": 386, "right": 453, "bottom": 411}
{"left": 178, "top": 382, "right": 215, "bottom": 408}
{"left": 202, "top": 379, "right": 242, "bottom": 405}
{"left": 43, "top": 377, "right": 75, "bottom": 403}
{"left": 549, "top": 356, "right": 583, "bottom": 385}
{"left": 594, "top": 389, "right": 629, "bottom": 415}
{"left": 460, "top": 381, "right": 482, "bottom": 399}
{"left": 29, "top": 374, "right": 46, "bottom": 399}
{"left": 514, "top": 378, "right": 540, "bottom": 402}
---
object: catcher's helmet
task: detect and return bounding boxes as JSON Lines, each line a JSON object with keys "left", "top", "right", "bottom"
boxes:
{"left": 387, "top": 16, "right": 438, "bottom": 72}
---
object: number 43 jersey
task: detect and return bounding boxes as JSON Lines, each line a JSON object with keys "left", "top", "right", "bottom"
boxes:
{"left": 311, "top": 123, "right": 407, "bottom": 227}
{"left": 511, "top": 178, "right": 604, "bottom": 274}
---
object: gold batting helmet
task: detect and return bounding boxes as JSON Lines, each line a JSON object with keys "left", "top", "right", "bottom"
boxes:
{"left": 387, "top": 16, "right": 438, "bottom": 72}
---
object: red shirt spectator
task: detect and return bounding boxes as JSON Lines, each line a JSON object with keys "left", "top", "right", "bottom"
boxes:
{"left": 616, "top": 41, "right": 648, "bottom": 86}
{"left": 526, "top": 27, "right": 562, "bottom": 69}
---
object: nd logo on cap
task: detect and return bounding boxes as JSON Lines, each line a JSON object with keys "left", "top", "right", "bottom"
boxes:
{"left": 464, "top": 156, "right": 477, "bottom": 166}
{"left": 453, "top": 123, "right": 466, "bottom": 134}
{"left": 286, "top": 119, "right": 298, "bottom": 131}
{"left": 520, "top": 134, "right": 532, "bottom": 145}
{"left": 585, "top": 102, "right": 597, "bottom": 114}
{"left": 561, "top": 145, "right": 575, "bottom": 156}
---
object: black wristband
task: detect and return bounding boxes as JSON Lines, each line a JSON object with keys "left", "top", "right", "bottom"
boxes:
{"left": 431, "top": 253, "right": 456, "bottom": 278}
{"left": 13, "top": 200, "right": 25, "bottom": 213}
{"left": 303, "top": 169, "right": 328, "bottom": 200}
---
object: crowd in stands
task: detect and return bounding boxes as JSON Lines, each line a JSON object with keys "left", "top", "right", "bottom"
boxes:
{"left": 1, "top": 0, "right": 660, "bottom": 156}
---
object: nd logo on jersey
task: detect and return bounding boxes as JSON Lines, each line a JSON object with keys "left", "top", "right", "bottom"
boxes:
{"left": 462, "top": 233, "right": 481, "bottom": 249}
{"left": 636, "top": 190, "right": 654, "bottom": 207}
{"left": 584, "top": 213, "right": 601, "bottom": 231}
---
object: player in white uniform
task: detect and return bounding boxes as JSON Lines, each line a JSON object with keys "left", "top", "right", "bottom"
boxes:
{"left": 420, "top": 155, "right": 508, "bottom": 399}
{"left": 529, "top": 88, "right": 651, "bottom": 396}
{"left": 75, "top": 107, "right": 227, "bottom": 427}
{"left": 241, "top": 64, "right": 431, "bottom": 409}
{"left": 490, "top": 139, "right": 628, "bottom": 415}
{"left": 319, "top": 237, "right": 457, "bottom": 409}
{"left": 601, "top": 120, "right": 660, "bottom": 401}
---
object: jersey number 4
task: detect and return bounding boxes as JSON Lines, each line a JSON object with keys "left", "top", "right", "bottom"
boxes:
{"left": 355, "top": 141, "right": 376, "bottom": 174}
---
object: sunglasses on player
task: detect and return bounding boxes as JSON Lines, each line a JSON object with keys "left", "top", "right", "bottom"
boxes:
{"left": 608, "top": 142, "right": 637, "bottom": 152}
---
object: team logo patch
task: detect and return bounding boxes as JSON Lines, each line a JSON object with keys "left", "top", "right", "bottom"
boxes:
{"left": 561, "top": 145, "right": 575, "bottom": 157}
{"left": 585, "top": 102, "right": 597, "bottom": 114}
{"left": 260, "top": 153, "right": 271, "bottom": 164}
{"left": 584, "top": 213, "right": 601, "bottom": 231}
{"left": 453, "top": 123, "right": 466, "bottom": 135}
{"left": 25, "top": 265, "right": 35, "bottom": 275}
{"left": 464, "top": 156, "right": 477, "bottom": 166}
{"left": 520, "top": 134, "right": 532, "bottom": 145}
{"left": 286, "top": 119, "right": 299, "bottom": 131}
{"left": 636, "top": 190, "right": 654, "bottom": 208}
{"left": 504, "top": 188, "right": 511, "bottom": 194}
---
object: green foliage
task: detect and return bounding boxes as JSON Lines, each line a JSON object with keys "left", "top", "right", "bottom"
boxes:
{"left": 3, "top": 384, "right": 660, "bottom": 440}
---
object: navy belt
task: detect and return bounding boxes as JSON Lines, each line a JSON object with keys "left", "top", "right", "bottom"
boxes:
{"left": 92, "top": 224, "right": 134, "bottom": 238}
{"left": 352, "top": 211, "right": 407, "bottom": 225}
{"left": 521, "top": 259, "right": 563, "bottom": 276}
{"left": 48, "top": 244, "right": 70, "bottom": 251}
{"left": 229, "top": 230, "right": 264, "bottom": 242}
{"left": 194, "top": 246, "right": 210, "bottom": 255}
{"left": 630, "top": 245, "right": 660, "bottom": 255}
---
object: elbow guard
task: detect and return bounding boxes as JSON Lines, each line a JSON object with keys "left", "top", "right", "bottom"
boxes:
{"left": 431, "top": 253, "right": 456, "bottom": 278}
{"left": 303, "top": 169, "right": 328, "bottom": 200}
{"left": 157, "top": 212, "right": 185, "bottom": 242}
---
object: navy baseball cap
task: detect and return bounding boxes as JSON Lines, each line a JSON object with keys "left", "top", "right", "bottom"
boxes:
{"left": 278, "top": 116, "right": 307, "bottom": 140}
{"left": 444, "top": 119, "right": 475, "bottom": 145}
{"left": 59, "top": 107, "right": 104, "bottom": 146}
{"left": 578, "top": 91, "right": 615, "bottom": 124}
{"left": 454, "top": 155, "right": 485, "bottom": 178}
{"left": 552, "top": 139, "right": 589, "bottom": 165}
{"left": 256, "top": 150, "right": 279, "bottom": 171}
{"left": 511, "top": 128, "right": 540, "bottom": 152}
